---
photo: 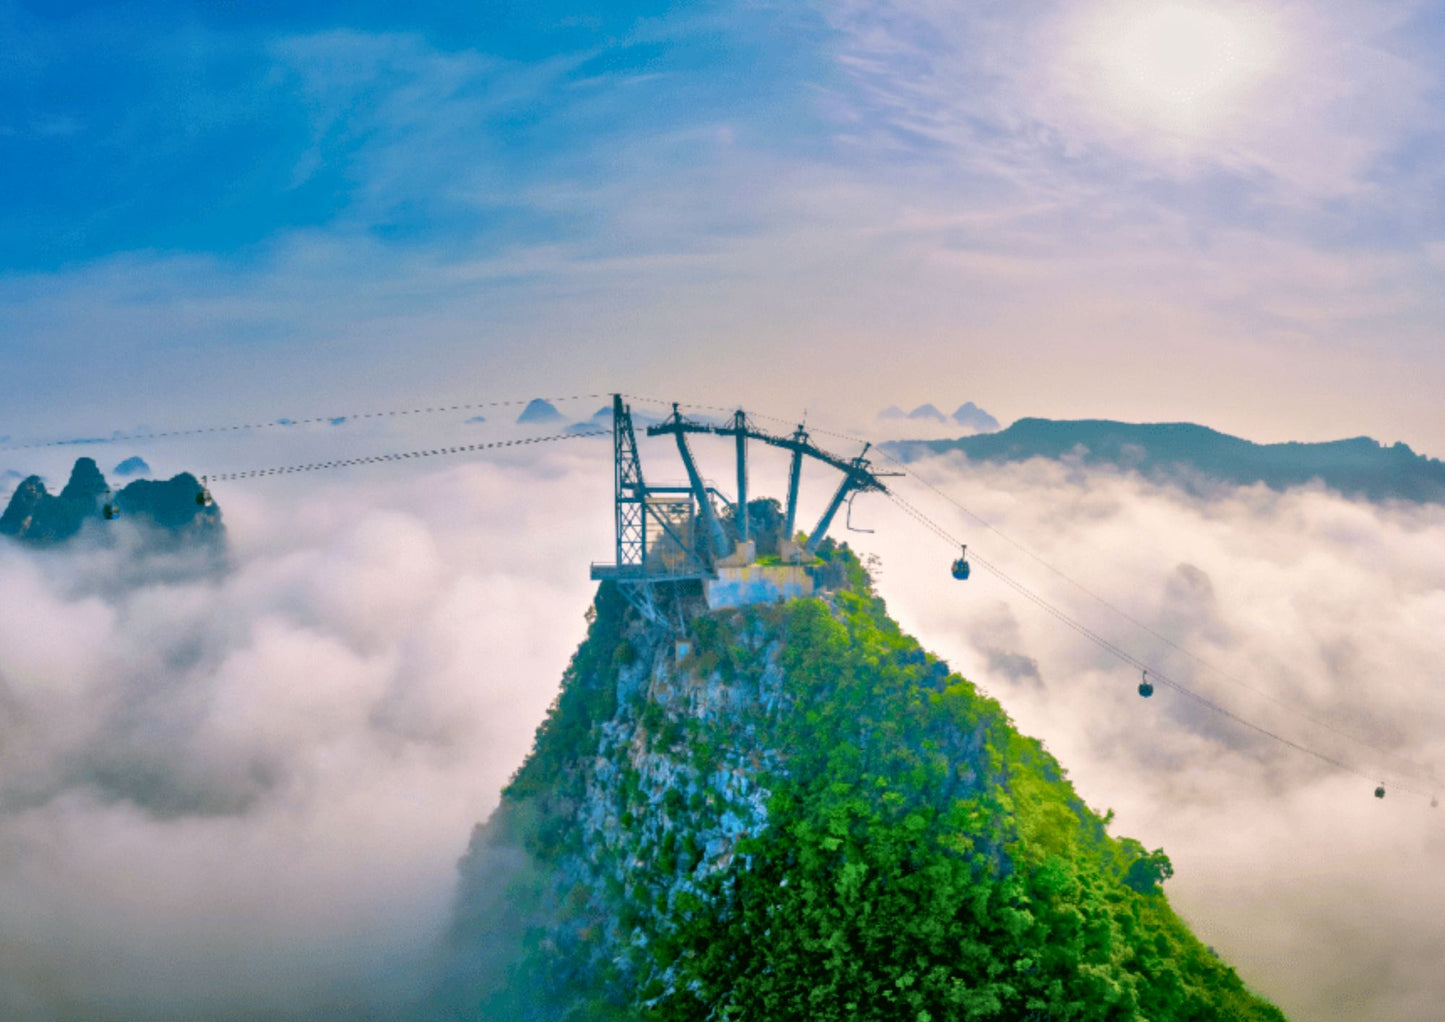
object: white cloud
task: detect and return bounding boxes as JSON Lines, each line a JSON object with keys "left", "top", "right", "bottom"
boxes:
{"left": 0, "top": 440, "right": 613, "bottom": 1019}
{"left": 824, "top": 0, "right": 1441, "bottom": 198}
{"left": 856, "top": 449, "right": 1445, "bottom": 1022}
{"left": 3, "top": 417, "right": 1444, "bottom": 1020}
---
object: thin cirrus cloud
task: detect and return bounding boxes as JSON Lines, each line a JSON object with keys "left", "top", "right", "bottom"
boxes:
{"left": 822, "top": 0, "right": 1440, "bottom": 201}
{"left": 6, "top": 2, "right": 1445, "bottom": 453}
{"left": 0, "top": 2, "right": 826, "bottom": 269}
{"left": 0, "top": 3, "right": 842, "bottom": 434}
{"left": 801, "top": 0, "right": 1445, "bottom": 448}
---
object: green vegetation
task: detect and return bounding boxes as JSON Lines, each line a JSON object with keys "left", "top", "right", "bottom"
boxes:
{"left": 450, "top": 548, "right": 1285, "bottom": 1021}
{"left": 647, "top": 592, "right": 1280, "bottom": 1020}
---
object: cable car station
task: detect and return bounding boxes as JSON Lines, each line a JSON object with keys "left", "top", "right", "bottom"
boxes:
{"left": 590, "top": 395, "right": 894, "bottom": 620}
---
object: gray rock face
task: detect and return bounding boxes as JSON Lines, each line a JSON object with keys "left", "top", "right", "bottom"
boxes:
{"left": 446, "top": 593, "right": 783, "bottom": 1017}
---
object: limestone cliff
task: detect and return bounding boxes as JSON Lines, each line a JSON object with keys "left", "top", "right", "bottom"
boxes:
{"left": 440, "top": 545, "right": 1285, "bottom": 1021}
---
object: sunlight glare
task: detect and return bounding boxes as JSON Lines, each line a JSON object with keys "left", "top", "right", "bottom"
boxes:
{"left": 1086, "top": 1, "right": 1276, "bottom": 138}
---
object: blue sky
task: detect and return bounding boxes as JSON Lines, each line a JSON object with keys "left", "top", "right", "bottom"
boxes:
{"left": 4, "top": 0, "right": 1445, "bottom": 453}
{"left": 3, "top": 1, "right": 821, "bottom": 264}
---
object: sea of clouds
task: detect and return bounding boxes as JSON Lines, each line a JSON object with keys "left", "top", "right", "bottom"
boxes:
{"left": 864, "top": 451, "right": 1445, "bottom": 1022}
{"left": 0, "top": 420, "right": 613, "bottom": 1020}
{"left": 1, "top": 419, "right": 1442, "bottom": 1021}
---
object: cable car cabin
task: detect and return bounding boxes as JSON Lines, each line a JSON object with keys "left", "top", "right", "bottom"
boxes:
{"left": 951, "top": 546, "right": 971, "bottom": 581}
{"left": 103, "top": 503, "right": 119, "bottom": 520}
{"left": 1138, "top": 671, "right": 1154, "bottom": 698}
{"left": 1375, "top": 785, "right": 1386, "bottom": 799}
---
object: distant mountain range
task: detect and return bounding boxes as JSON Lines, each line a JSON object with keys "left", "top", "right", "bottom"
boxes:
{"left": 885, "top": 418, "right": 1445, "bottom": 503}
{"left": 0, "top": 457, "right": 225, "bottom": 548}
{"left": 879, "top": 402, "right": 1001, "bottom": 432}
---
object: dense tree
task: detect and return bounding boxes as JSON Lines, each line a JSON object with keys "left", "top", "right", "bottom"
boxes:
{"left": 445, "top": 547, "right": 1285, "bottom": 1021}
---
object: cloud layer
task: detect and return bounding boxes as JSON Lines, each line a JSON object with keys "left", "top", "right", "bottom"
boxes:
{"left": 0, "top": 436, "right": 612, "bottom": 1020}
{"left": 2, "top": 416, "right": 1442, "bottom": 1020}
{"left": 861, "top": 450, "right": 1445, "bottom": 1022}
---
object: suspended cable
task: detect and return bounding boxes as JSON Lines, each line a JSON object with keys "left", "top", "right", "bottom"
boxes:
{"left": 0, "top": 392, "right": 611, "bottom": 453}
{"left": 635, "top": 395, "right": 1441, "bottom": 795}
{"left": 885, "top": 489, "right": 1435, "bottom": 801}
{"left": 203, "top": 428, "right": 607, "bottom": 482}
{"left": 879, "top": 447, "right": 1445, "bottom": 788}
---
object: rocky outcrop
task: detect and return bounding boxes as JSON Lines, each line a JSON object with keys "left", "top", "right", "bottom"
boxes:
{"left": 0, "top": 457, "right": 224, "bottom": 549}
{"left": 438, "top": 550, "right": 1285, "bottom": 1020}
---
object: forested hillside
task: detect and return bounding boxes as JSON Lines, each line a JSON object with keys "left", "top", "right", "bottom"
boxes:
{"left": 440, "top": 546, "right": 1285, "bottom": 1020}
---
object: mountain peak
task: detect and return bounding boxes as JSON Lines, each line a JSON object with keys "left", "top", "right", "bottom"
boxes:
{"left": 517, "top": 398, "right": 565, "bottom": 424}
{"left": 440, "top": 548, "right": 1284, "bottom": 1019}
{"left": 907, "top": 403, "right": 947, "bottom": 422}
{"left": 878, "top": 402, "right": 1000, "bottom": 433}
{"left": 59, "top": 456, "right": 108, "bottom": 502}
{"left": 0, "top": 457, "right": 226, "bottom": 549}
{"left": 114, "top": 456, "right": 152, "bottom": 477}
{"left": 952, "top": 400, "right": 1001, "bottom": 432}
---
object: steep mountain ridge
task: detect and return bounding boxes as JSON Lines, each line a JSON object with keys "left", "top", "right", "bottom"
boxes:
{"left": 440, "top": 547, "right": 1285, "bottom": 1020}
{"left": 0, "top": 456, "right": 223, "bottom": 548}
{"left": 885, "top": 418, "right": 1445, "bottom": 503}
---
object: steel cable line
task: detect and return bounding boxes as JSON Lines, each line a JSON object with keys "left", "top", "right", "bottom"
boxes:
{"left": 889, "top": 451, "right": 1445, "bottom": 788}
{"left": 1, "top": 392, "right": 611, "bottom": 453}
{"left": 889, "top": 494, "right": 1147, "bottom": 670}
{"left": 870, "top": 433, "right": 1445, "bottom": 790}
{"left": 200, "top": 428, "right": 608, "bottom": 482}
{"left": 634, "top": 395, "right": 1443, "bottom": 792}
{"left": 886, "top": 489, "right": 1435, "bottom": 801}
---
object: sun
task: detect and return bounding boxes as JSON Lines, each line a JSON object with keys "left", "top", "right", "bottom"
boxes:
{"left": 1082, "top": 1, "right": 1276, "bottom": 138}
